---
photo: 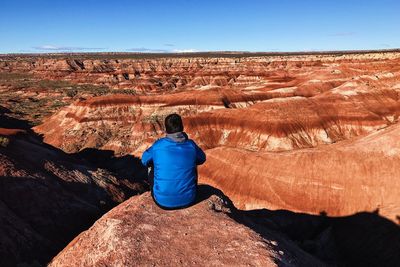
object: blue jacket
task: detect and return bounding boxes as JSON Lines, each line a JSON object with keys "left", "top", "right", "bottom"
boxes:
{"left": 141, "top": 133, "right": 206, "bottom": 208}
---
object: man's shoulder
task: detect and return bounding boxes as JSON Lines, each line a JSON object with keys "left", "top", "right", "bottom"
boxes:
{"left": 186, "top": 139, "right": 198, "bottom": 146}
{"left": 152, "top": 137, "right": 167, "bottom": 146}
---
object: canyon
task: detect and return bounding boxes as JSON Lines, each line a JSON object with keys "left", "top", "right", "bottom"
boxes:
{"left": 1, "top": 51, "right": 399, "bottom": 266}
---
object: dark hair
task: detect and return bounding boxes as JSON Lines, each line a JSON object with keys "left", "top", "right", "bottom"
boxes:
{"left": 165, "top": 113, "right": 183, "bottom": 134}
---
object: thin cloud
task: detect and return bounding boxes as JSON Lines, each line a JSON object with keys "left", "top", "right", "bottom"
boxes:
{"left": 329, "top": 32, "right": 356, "bottom": 37}
{"left": 164, "top": 44, "right": 175, "bottom": 47}
{"left": 380, "top": 43, "right": 392, "bottom": 48}
{"left": 172, "top": 49, "right": 199, "bottom": 53}
{"left": 18, "top": 49, "right": 35, "bottom": 53}
{"left": 127, "top": 47, "right": 169, "bottom": 53}
{"left": 33, "top": 45, "right": 105, "bottom": 51}
{"left": 127, "top": 47, "right": 199, "bottom": 53}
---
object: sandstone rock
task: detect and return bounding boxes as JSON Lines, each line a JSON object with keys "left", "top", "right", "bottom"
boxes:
{"left": 49, "top": 187, "right": 325, "bottom": 267}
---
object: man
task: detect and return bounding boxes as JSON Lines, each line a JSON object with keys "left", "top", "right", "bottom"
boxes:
{"left": 141, "top": 113, "right": 206, "bottom": 209}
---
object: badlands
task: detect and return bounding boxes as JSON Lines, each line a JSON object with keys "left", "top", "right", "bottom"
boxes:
{"left": 0, "top": 51, "right": 399, "bottom": 266}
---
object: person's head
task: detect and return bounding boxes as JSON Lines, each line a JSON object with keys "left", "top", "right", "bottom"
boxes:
{"left": 165, "top": 113, "right": 184, "bottom": 134}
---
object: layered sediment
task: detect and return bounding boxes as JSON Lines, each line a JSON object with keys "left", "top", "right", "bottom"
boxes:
{"left": 199, "top": 123, "right": 400, "bottom": 222}
{"left": 1, "top": 52, "right": 399, "bottom": 265}
{"left": 21, "top": 52, "right": 400, "bottom": 223}
{"left": 23, "top": 52, "right": 400, "bottom": 155}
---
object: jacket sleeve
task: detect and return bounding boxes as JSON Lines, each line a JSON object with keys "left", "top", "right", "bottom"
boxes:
{"left": 194, "top": 142, "right": 206, "bottom": 165}
{"left": 141, "top": 145, "right": 154, "bottom": 167}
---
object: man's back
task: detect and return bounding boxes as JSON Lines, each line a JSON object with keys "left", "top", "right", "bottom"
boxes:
{"left": 141, "top": 133, "right": 206, "bottom": 209}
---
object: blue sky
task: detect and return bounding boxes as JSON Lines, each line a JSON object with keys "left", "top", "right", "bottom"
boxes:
{"left": 1, "top": 0, "right": 399, "bottom": 53}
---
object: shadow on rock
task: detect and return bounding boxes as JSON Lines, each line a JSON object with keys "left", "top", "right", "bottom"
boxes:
{"left": 75, "top": 147, "right": 149, "bottom": 187}
{"left": 0, "top": 126, "right": 148, "bottom": 266}
{"left": 0, "top": 175, "right": 108, "bottom": 266}
{"left": 0, "top": 105, "right": 33, "bottom": 130}
{"left": 192, "top": 185, "right": 400, "bottom": 266}
{"left": 235, "top": 206, "right": 400, "bottom": 266}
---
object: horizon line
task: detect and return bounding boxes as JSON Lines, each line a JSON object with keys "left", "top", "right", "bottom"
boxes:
{"left": 1, "top": 48, "right": 400, "bottom": 58}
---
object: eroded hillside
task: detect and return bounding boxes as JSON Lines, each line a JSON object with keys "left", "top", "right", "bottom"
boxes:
{"left": 1, "top": 51, "right": 399, "bottom": 266}
{"left": 4, "top": 52, "right": 400, "bottom": 218}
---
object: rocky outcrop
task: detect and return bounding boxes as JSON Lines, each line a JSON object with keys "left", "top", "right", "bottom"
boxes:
{"left": 0, "top": 124, "right": 146, "bottom": 266}
{"left": 48, "top": 187, "right": 325, "bottom": 267}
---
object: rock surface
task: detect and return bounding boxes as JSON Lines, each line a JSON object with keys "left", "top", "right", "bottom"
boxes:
{"left": 199, "top": 123, "right": 400, "bottom": 223}
{"left": 0, "top": 118, "right": 146, "bottom": 266}
{"left": 49, "top": 187, "right": 325, "bottom": 267}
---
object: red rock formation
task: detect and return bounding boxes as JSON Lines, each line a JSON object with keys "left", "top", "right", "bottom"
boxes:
{"left": 1, "top": 52, "right": 400, "bottom": 265}
{"left": 30, "top": 52, "right": 400, "bottom": 156}
{"left": 1, "top": 52, "right": 399, "bottom": 93}
{"left": 199, "top": 123, "right": 400, "bottom": 223}
{"left": 28, "top": 52, "right": 400, "bottom": 223}
{"left": 48, "top": 188, "right": 325, "bottom": 267}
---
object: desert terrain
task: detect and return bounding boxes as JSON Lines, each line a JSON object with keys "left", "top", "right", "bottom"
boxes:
{"left": 1, "top": 51, "right": 399, "bottom": 266}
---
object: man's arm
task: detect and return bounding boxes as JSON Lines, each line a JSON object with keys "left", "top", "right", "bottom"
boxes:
{"left": 141, "top": 145, "right": 154, "bottom": 167}
{"left": 194, "top": 143, "right": 206, "bottom": 165}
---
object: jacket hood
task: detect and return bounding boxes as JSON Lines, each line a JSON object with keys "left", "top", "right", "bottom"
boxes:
{"left": 166, "top": 131, "right": 188, "bottom": 143}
